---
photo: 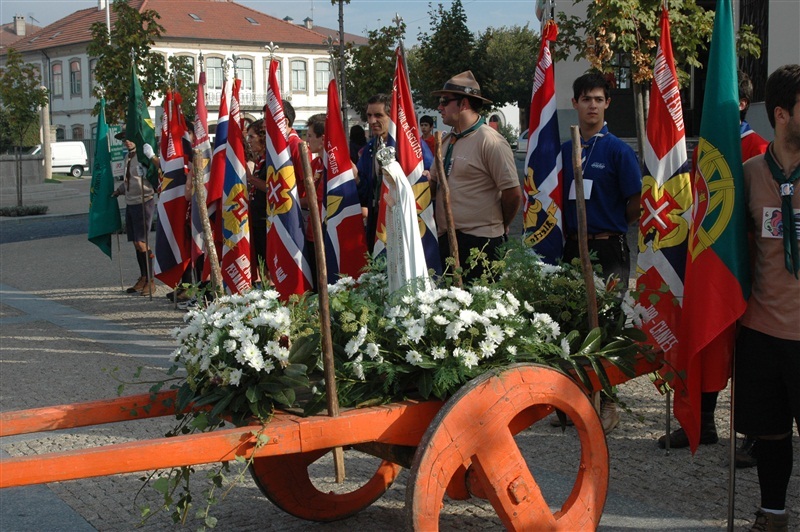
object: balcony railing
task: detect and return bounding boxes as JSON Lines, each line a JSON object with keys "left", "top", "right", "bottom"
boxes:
{"left": 205, "top": 89, "right": 268, "bottom": 107}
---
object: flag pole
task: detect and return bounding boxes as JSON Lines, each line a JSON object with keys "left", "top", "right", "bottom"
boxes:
{"left": 728, "top": 349, "right": 736, "bottom": 530}
{"left": 116, "top": 233, "right": 124, "bottom": 290}
{"left": 434, "top": 131, "right": 461, "bottom": 287}
{"left": 570, "top": 125, "right": 600, "bottom": 413}
{"left": 299, "top": 141, "right": 346, "bottom": 483}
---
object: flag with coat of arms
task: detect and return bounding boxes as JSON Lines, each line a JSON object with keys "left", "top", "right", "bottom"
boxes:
{"left": 220, "top": 78, "right": 252, "bottom": 294}
{"left": 264, "top": 59, "right": 312, "bottom": 299}
{"left": 190, "top": 70, "right": 213, "bottom": 266}
{"left": 322, "top": 78, "right": 368, "bottom": 281}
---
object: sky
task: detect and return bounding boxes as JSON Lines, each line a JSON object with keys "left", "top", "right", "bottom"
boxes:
{"left": 0, "top": 0, "right": 542, "bottom": 43}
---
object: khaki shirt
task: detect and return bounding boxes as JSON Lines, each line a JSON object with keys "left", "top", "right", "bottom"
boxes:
{"left": 116, "top": 151, "right": 155, "bottom": 205}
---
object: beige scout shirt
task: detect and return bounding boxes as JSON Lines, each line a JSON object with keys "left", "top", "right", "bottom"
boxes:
{"left": 433, "top": 124, "right": 519, "bottom": 239}
{"left": 741, "top": 155, "right": 800, "bottom": 341}
{"left": 115, "top": 152, "right": 155, "bottom": 205}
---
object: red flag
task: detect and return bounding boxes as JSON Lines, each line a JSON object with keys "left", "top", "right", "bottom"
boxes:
{"left": 388, "top": 47, "right": 440, "bottom": 274}
{"left": 674, "top": 0, "right": 749, "bottom": 452}
{"left": 323, "top": 78, "right": 368, "bottom": 280}
{"left": 220, "top": 79, "right": 252, "bottom": 294}
{"left": 153, "top": 90, "right": 191, "bottom": 288}
{"left": 264, "top": 59, "right": 312, "bottom": 299}
{"left": 202, "top": 79, "right": 230, "bottom": 281}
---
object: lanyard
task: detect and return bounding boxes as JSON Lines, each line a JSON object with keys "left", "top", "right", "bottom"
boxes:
{"left": 443, "top": 117, "right": 485, "bottom": 178}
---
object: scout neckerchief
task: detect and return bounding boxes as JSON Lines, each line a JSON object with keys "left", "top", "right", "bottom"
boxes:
{"left": 764, "top": 143, "right": 800, "bottom": 278}
{"left": 444, "top": 117, "right": 485, "bottom": 178}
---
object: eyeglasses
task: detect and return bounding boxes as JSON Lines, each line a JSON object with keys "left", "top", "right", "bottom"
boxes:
{"left": 438, "top": 97, "right": 459, "bottom": 107}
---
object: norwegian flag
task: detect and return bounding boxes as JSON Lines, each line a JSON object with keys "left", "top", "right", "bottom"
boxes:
{"left": 635, "top": 7, "right": 692, "bottom": 358}
{"left": 323, "top": 78, "right": 368, "bottom": 281}
{"left": 522, "top": 20, "right": 563, "bottom": 264}
{"left": 202, "top": 78, "right": 230, "bottom": 281}
{"left": 190, "top": 71, "right": 213, "bottom": 265}
{"left": 264, "top": 59, "right": 312, "bottom": 299}
{"left": 385, "top": 47, "right": 441, "bottom": 274}
{"left": 220, "top": 78, "right": 252, "bottom": 294}
{"left": 153, "top": 90, "right": 191, "bottom": 288}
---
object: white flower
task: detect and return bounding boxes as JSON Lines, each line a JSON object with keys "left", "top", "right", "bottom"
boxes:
{"left": 507, "top": 345, "right": 518, "bottom": 356}
{"left": 418, "top": 303, "right": 434, "bottom": 316}
{"left": 532, "top": 313, "right": 560, "bottom": 341}
{"left": 524, "top": 301, "right": 535, "bottom": 312}
{"left": 458, "top": 309, "right": 481, "bottom": 326}
{"left": 478, "top": 339, "right": 496, "bottom": 359}
{"left": 406, "top": 323, "right": 425, "bottom": 344}
{"left": 432, "top": 314, "right": 449, "bottom": 326}
{"left": 352, "top": 354, "right": 365, "bottom": 380}
{"left": 229, "top": 368, "right": 243, "bottom": 386}
{"left": 344, "top": 326, "right": 368, "bottom": 357}
{"left": 439, "top": 299, "right": 460, "bottom": 313}
{"left": 365, "top": 342, "right": 380, "bottom": 359}
{"left": 460, "top": 349, "right": 479, "bottom": 369}
{"left": 485, "top": 324, "right": 505, "bottom": 344}
{"left": 431, "top": 346, "right": 446, "bottom": 359}
{"left": 445, "top": 320, "right": 465, "bottom": 340}
{"left": 405, "top": 350, "right": 423, "bottom": 366}
{"left": 451, "top": 289, "right": 473, "bottom": 307}
{"left": 223, "top": 339, "right": 237, "bottom": 353}
{"left": 263, "top": 359, "right": 275, "bottom": 374}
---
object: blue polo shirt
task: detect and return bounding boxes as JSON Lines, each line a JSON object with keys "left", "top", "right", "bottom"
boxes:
{"left": 561, "top": 124, "right": 641, "bottom": 234}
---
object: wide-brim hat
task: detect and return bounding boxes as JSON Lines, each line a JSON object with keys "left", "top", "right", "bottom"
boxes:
{"left": 114, "top": 129, "right": 127, "bottom": 140}
{"left": 431, "top": 70, "right": 492, "bottom": 103}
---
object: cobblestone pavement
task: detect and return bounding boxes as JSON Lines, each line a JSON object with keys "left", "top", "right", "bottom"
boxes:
{"left": 1, "top": 227, "right": 798, "bottom": 530}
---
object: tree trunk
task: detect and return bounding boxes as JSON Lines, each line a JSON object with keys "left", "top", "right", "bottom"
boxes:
{"left": 16, "top": 145, "right": 23, "bottom": 207}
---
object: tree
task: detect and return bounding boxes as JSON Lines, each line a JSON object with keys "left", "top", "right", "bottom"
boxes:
{"left": 0, "top": 48, "right": 50, "bottom": 206}
{"left": 473, "top": 25, "right": 540, "bottom": 125}
{"left": 87, "top": 0, "right": 166, "bottom": 125}
{"left": 412, "top": 0, "right": 475, "bottom": 109}
{"left": 345, "top": 22, "right": 405, "bottom": 119}
{"left": 168, "top": 55, "right": 197, "bottom": 121}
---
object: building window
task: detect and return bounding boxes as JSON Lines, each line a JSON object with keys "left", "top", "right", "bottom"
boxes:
{"left": 315, "top": 60, "right": 331, "bottom": 93}
{"left": 206, "top": 57, "right": 223, "bottom": 90}
{"left": 266, "top": 59, "right": 283, "bottom": 92}
{"left": 91, "top": 123, "right": 98, "bottom": 139}
{"left": 56, "top": 127, "right": 65, "bottom": 141}
{"left": 71, "top": 125, "right": 84, "bottom": 140}
{"left": 610, "top": 53, "right": 631, "bottom": 90}
{"left": 171, "top": 55, "right": 196, "bottom": 85}
{"left": 291, "top": 60, "right": 307, "bottom": 92}
{"left": 51, "top": 62, "right": 63, "bottom": 97}
{"left": 89, "top": 59, "right": 97, "bottom": 92}
{"left": 236, "top": 57, "right": 253, "bottom": 92}
{"left": 70, "top": 60, "right": 81, "bottom": 96}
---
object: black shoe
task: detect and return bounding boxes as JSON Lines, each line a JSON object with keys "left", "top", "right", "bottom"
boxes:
{"left": 658, "top": 413, "right": 718, "bottom": 449}
{"left": 735, "top": 436, "right": 757, "bottom": 468}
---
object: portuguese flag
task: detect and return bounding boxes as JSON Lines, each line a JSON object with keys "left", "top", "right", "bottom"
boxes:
{"left": 672, "top": 0, "right": 750, "bottom": 453}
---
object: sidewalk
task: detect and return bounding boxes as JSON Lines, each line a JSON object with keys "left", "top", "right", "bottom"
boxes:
{"left": 0, "top": 179, "right": 798, "bottom": 530}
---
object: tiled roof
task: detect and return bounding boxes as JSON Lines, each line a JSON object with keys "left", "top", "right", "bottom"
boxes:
{"left": 0, "top": 21, "right": 42, "bottom": 50}
{"left": 5, "top": 0, "right": 366, "bottom": 54}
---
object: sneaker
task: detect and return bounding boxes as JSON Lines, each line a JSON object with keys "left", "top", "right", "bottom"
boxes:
{"left": 736, "top": 436, "right": 758, "bottom": 469}
{"left": 175, "top": 290, "right": 192, "bottom": 303}
{"left": 600, "top": 401, "right": 620, "bottom": 434}
{"left": 177, "top": 297, "right": 197, "bottom": 310}
{"left": 548, "top": 411, "right": 574, "bottom": 427}
{"left": 751, "top": 509, "right": 789, "bottom": 531}
{"left": 126, "top": 276, "right": 147, "bottom": 294}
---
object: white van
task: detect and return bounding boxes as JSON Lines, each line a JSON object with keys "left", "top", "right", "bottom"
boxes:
{"left": 30, "top": 142, "right": 90, "bottom": 177}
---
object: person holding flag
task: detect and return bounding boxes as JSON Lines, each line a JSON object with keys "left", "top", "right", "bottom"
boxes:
{"left": 735, "top": 64, "right": 800, "bottom": 532}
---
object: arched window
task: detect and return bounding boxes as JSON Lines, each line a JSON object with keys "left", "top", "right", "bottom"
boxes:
{"left": 51, "top": 62, "right": 63, "bottom": 97}
{"left": 315, "top": 60, "right": 331, "bottom": 93}
{"left": 71, "top": 125, "right": 84, "bottom": 140}
{"left": 206, "top": 57, "right": 224, "bottom": 90}
{"left": 89, "top": 59, "right": 97, "bottom": 91}
{"left": 291, "top": 59, "right": 307, "bottom": 93}
{"left": 265, "top": 58, "right": 282, "bottom": 92}
{"left": 55, "top": 127, "right": 66, "bottom": 141}
{"left": 236, "top": 57, "right": 253, "bottom": 92}
{"left": 69, "top": 59, "right": 81, "bottom": 96}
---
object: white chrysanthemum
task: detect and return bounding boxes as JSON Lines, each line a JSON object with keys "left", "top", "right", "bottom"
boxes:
{"left": 223, "top": 339, "right": 237, "bottom": 353}
{"left": 532, "top": 312, "right": 560, "bottom": 340}
{"left": 405, "top": 350, "right": 423, "bottom": 366}
{"left": 541, "top": 262, "right": 561, "bottom": 275}
{"left": 560, "top": 337, "right": 571, "bottom": 357}
{"left": 505, "top": 292, "right": 520, "bottom": 308}
{"left": 431, "top": 346, "right": 446, "bottom": 360}
{"left": 445, "top": 320, "right": 465, "bottom": 340}
{"left": 365, "top": 342, "right": 380, "bottom": 359}
{"left": 458, "top": 309, "right": 481, "bottom": 326}
{"left": 485, "top": 324, "right": 505, "bottom": 344}
{"left": 352, "top": 354, "right": 365, "bottom": 380}
{"left": 439, "top": 299, "right": 460, "bottom": 313}
{"left": 406, "top": 323, "right": 425, "bottom": 344}
{"left": 507, "top": 345, "right": 518, "bottom": 356}
{"left": 229, "top": 368, "right": 243, "bottom": 387}
{"left": 460, "top": 349, "right": 479, "bottom": 369}
{"left": 478, "top": 339, "right": 496, "bottom": 359}
{"left": 263, "top": 359, "right": 275, "bottom": 374}
{"left": 432, "top": 314, "right": 450, "bottom": 326}
{"left": 417, "top": 303, "right": 434, "bottom": 316}
{"left": 344, "top": 326, "right": 368, "bottom": 357}
{"left": 524, "top": 300, "right": 535, "bottom": 313}
{"left": 451, "top": 289, "right": 473, "bottom": 307}
{"left": 209, "top": 344, "right": 220, "bottom": 356}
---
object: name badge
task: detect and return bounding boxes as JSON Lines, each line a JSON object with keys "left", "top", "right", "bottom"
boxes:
{"left": 568, "top": 179, "right": 593, "bottom": 200}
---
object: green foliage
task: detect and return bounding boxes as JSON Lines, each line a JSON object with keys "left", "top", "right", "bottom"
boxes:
{"left": 472, "top": 25, "right": 540, "bottom": 109}
{"left": 412, "top": 0, "right": 475, "bottom": 109}
{"left": 0, "top": 205, "right": 49, "bottom": 217}
{"left": 344, "top": 21, "right": 405, "bottom": 120}
{"left": 0, "top": 49, "right": 49, "bottom": 148}
{"left": 168, "top": 56, "right": 198, "bottom": 122}
{"left": 87, "top": 0, "right": 166, "bottom": 124}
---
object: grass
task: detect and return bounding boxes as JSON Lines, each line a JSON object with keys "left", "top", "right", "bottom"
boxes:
{"left": 0, "top": 205, "right": 49, "bottom": 217}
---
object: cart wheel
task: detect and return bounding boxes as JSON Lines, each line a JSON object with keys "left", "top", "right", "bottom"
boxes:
{"left": 250, "top": 449, "right": 400, "bottom": 522}
{"left": 406, "top": 364, "right": 608, "bottom": 531}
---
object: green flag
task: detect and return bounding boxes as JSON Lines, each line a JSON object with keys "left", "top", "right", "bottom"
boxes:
{"left": 88, "top": 98, "right": 122, "bottom": 258}
{"left": 126, "top": 62, "right": 159, "bottom": 188}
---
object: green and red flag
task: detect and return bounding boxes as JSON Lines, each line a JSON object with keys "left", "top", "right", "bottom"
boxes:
{"left": 673, "top": 0, "right": 750, "bottom": 452}
{"left": 126, "top": 62, "right": 159, "bottom": 189}
{"left": 87, "top": 98, "right": 122, "bottom": 258}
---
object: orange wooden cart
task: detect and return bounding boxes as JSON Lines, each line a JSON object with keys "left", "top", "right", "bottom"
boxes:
{"left": 0, "top": 356, "right": 661, "bottom": 530}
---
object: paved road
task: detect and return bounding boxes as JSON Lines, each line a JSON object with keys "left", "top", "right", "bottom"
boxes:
{"left": 0, "top": 181, "right": 798, "bottom": 531}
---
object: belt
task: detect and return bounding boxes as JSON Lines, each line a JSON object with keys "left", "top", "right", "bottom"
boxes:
{"left": 567, "top": 232, "right": 623, "bottom": 241}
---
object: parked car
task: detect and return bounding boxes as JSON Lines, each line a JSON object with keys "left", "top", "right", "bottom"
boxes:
{"left": 516, "top": 129, "right": 530, "bottom": 155}
{"left": 29, "top": 142, "right": 90, "bottom": 177}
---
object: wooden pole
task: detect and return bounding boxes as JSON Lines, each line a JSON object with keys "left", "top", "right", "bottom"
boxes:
{"left": 570, "top": 126, "right": 600, "bottom": 413}
{"left": 434, "top": 131, "right": 462, "bottom": 287}
{"left": 299, "top": 142, "right": 345, "bottom": 483}
{"left": 192, "top": 148, "right": 223, "bottom": 295}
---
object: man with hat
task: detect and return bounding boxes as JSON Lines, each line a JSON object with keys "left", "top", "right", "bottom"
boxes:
{"left": 112, "top": 129, "right": 159, "bottom": 295}
{"left": 431, "top": 70, "right": 523, "bottom": 282}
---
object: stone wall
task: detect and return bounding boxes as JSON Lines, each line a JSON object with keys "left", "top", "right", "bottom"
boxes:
{"left": 0, "top": 155, "right": 44, "bottom": 188}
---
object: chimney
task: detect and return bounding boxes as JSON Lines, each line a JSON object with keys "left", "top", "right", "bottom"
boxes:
{"left": 283, "top": 16, "right": 293, "bottom": 24}
{"left": 14, "top": 15, "right": 25, "bottom": 36}
{"left": 303, "top": 17, "right": 313, "bottom": 29}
